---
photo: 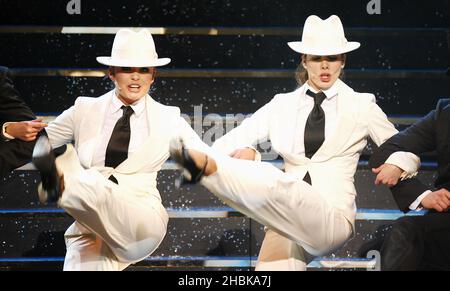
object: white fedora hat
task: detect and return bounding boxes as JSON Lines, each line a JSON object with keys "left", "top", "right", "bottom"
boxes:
{"left": 97, "top": 28, "right": 171, "bottom": 67}
{"left": 287, "top": 15, "right": 360, "bottom": 55}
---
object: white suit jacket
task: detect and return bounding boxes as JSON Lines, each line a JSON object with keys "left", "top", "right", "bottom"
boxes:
{"left": 45, "top": 90, "right": 202, "bottom": 202}
{"left": 213, "top": 79, "right": 418, "bottom": 225}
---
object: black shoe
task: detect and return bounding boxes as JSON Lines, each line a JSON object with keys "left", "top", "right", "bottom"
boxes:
{"left": 169, "top": 139, "right": 208, "bottom": 187}
{"left": 32, "top": 135, "right": 62, "bottom": 204}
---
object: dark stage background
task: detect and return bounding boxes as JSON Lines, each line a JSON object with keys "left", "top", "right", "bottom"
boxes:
{"left": 0, "top": 0, "right": 448, "bottom": 270}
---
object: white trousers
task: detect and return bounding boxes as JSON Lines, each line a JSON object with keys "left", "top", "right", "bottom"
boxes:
{"left": 255, "top": 229, "right": 314, "bottom": 271}
{"left": 55, "top": 145, "right": 168, "bottom": 271}
{"left": 202, "top": 156, "right": 353, "bottom": 270}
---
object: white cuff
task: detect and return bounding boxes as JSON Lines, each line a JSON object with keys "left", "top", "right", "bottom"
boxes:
{"left": 385, "top": 151, "right": 420, "bottom": 178}
{"left": 2, "top": 122, "right": 15, "bottom": 140}
{"left": 408, "top": 190, "right": 432, "bottom": 211}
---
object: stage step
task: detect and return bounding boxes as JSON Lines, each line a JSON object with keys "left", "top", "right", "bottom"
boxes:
{"left": 1, "top": 31, "right": 448, "bottom": 70}
{"left": 8, "top": 75, "right": 448, "bottom": 116}
{"left": 1, "top": 162, "right": 437, "bottom": 210}
{"left": 2, "top": 0, "right": 448, "bottom": 27}
{"left": 0, "top": 255, "right": 378, "bottom": 271}
{"left": 0, "top": 208, "right": 426, "bottom": 259}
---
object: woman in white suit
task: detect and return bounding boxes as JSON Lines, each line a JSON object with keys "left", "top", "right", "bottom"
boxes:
{"left": 32, "top": 29, "right": 207, "bottom": 270}
{"left": 171, "top": 15, "right": 420, "bottom": 271}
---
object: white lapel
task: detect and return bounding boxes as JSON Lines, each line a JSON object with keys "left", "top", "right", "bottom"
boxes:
{"left": 76, "top": 91, "right": 112, "bottom": 167}
{"left": 312, "top": 79, "right": 358, "bottom": 161}
{"left": 281, "top": 89, "right": 303, "bottom": 153}
{"left": 270, "top": 87, "right": 303, "bottom": 154}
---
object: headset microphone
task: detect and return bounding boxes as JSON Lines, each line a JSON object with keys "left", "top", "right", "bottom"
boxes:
{"left": 114, "top": 81, "right": 122, "bottom": 91}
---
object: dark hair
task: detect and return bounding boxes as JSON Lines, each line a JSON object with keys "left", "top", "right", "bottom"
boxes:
{"left": 295, "top": 54, "right": 346, "bottom": 86}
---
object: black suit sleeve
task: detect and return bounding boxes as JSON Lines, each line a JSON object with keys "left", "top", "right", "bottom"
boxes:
{"left": 0, "top": 67, "right": 36, "bottom": 130}
{"left": 0, "top": 67, "right": 37, "bottom": 176}
{"left": 369, "top": 110, "right": 437, "bottom": 212}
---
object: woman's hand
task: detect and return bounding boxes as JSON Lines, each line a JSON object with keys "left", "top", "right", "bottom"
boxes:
{"left": 5, "top": 119, "right": 47, "bottom": 141}
{"left": 229, "top": 148, "right": 256, "bottom": 160}
{"left": 372, "top": 163, "right": 403, "bottom": 187}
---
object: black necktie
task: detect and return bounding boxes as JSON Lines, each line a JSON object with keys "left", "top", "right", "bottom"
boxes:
{"left": 303, "top": 89, "right": 326, "bottom": 184}
{"left": 105, "top": 105, "right": 134, "bottom": 168}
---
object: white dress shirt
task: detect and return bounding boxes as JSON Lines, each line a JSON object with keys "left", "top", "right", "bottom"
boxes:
{"left": 91, "top": 92, "right": 150, "bottom": 168}
{"left": 409, "top": 190, "right": 432, "bottom": 211}
{"left": 2, "top": 122, "right": 15, "bottom": 140}
{"left": 292, "top": 82, "right": 338, "bottom": 156}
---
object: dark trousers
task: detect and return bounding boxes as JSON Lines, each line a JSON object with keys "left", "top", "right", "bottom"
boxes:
{"left": 381, "top": 213, "right": 450, "bottom": 271}
{"left": 0, "top": 139, "right": 36, "bottom": 177}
